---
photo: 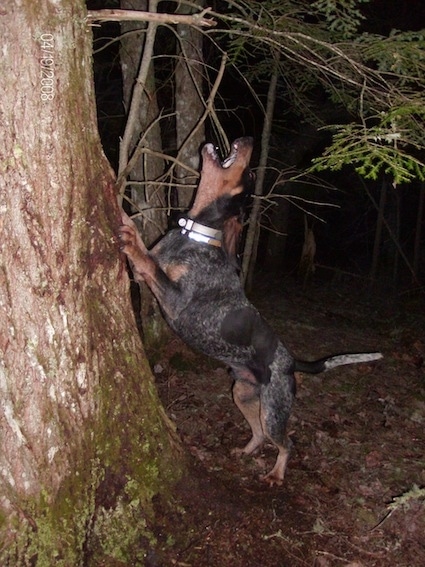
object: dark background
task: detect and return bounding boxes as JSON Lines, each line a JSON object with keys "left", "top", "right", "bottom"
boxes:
{"left": 88, "top": 0, "right": 425, "bottom": 290}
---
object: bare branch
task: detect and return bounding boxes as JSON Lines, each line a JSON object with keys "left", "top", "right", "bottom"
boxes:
{"left": 87, "top": 8, "right": 216, "bottom": 28}
{"left": 242, "top": 53, "right": 279, "bottom": 288}
{"left": 118, "top": 1, "right": 160, "bottom": 203}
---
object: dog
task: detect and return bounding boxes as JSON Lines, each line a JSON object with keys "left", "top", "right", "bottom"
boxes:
{"left": 118, "top": 137, "right": 382, "bottom": 486}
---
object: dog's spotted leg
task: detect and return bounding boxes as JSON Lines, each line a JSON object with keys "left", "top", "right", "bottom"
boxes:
{"left": 260, "top": 438, "right": 292, "bottom": 487}
{"left": 259, "top": 370, "right": 296, "bottom": 486}
{"left": 118, "top": 212, "right": 185, "bottom": 321}
{"left": 232, "top": 373, "right": 293, "bottom": 486}
{"left": 231, "top": 372, "right": 265, "bottom": 456}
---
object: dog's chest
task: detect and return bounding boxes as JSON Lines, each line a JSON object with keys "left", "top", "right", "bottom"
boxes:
{"left": 152, "top": 231, "right": 251, "bottom": 359}
{"left": 154, "top": 231, "right": 235, "bottom": 285}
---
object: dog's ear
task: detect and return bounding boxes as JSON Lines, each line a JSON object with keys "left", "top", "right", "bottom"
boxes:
{"left": 222, "top": 216, "right": 242, "bottom": 263}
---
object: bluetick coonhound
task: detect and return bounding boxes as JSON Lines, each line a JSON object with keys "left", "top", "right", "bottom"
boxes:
{"left": 118, "top": 137, "right": 382, "bottom": 486}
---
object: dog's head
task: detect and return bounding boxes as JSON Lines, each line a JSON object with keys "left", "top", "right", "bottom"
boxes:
{"left": 189, "top": 137, "right": 254, "bottom": 219}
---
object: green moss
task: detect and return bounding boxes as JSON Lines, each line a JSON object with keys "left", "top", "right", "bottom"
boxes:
{"left": 142, "top": 316, "right": 167, "bottom": 350}
{"left": 1, "top": 483, "right": 93, "bottom": 565}
{"left": 0, "top": 316, "right": 184, "bottom": 565}
{"left": 89, "top": 477, "right": 162, "bottom": 564}
{"left": 2, "top": 268, "right": 183, "bottom": 564}
{"left": 0, "top": 412, "right": 181, "bottom": 565}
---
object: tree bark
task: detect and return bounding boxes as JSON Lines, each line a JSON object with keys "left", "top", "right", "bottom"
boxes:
{"left": 242, "top": 55, "right": 279, "bottom": 291}
{"left": 175, "top": 0, "right": 206, "bottom": 210}
{"left": 0, "top": 1, "right": 183, "bottom": 563}
{"left": 120, "top": 0, "right": 169, "bottom": 342}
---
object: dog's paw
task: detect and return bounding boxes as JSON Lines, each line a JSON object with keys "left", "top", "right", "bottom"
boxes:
{"left": 118, "top": 225, "right": 150, "bottom": 285}
{"left": 118, "top": 213, "right": 148, "bottom": 260}
{"left": 118, "top": 224, "right": 135, "bottom": 249}
{"left": 260, "top": 471, "right": 284, "bottom": 487}
{"left": 231, "top": 435, "right": 264, "bottom": 457}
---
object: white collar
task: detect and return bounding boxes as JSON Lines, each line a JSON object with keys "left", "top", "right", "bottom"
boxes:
{"left": 178, "top": 218, "right": 222, "bottom": 247}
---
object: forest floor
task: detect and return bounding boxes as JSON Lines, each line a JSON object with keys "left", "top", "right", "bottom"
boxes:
{"left": 148, "top": 274, "right": 425, "bottom": 567}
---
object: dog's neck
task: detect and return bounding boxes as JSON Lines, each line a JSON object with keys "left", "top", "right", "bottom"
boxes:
{"left": 178, "top": 217, "right": 222, "bottom": 247}
{"left": 180, "top": 196, "right": 245, "bottom": 249}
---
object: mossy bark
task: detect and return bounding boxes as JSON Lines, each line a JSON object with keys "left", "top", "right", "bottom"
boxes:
{"left": 0, "top": 1, "right": 184, "bottom": 564}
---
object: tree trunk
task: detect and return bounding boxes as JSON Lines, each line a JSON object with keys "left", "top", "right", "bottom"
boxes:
{"left": 175, "top": 0, "right": 206, "bottom": 210}
{"left": 392, "top": 186, "right": 401, "bottom": 286}
{"left": 413, "top": 183, "right": 425, "bottom": 282}
{"left": 120, "top": 0, "right": 166, "bottom": 246}
{"left": 370, "top": 177, "right": 387, "bottom": 282}
{"left": 242, "top": 56, "right": 279, "bottom": 291}
{"left": 0, "top": 1, "right": 183, "bottom": 563}
{"left": 120, "top": 0, "right": 168, "bottom": 343}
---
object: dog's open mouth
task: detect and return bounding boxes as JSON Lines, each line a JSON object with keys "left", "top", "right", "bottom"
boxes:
{"left": 203, "top": 137, "right": 253, "bottom": 170}
{"left": 189, "top": 137, "right": 254, "bottom": 216}
{"left": 222, "top": 143, "right": 238, "bottom": 169}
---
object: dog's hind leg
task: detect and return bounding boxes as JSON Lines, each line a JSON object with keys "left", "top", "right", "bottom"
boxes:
{"left": 232, "top": 372, "right": 294, "bottom": 486}
{"left": 260, "top": 430, "right": 292, "bottom": 487}
{"left": 259, "top": 373, "right": 296, "bottom": 487}
{"left": 231, "top": 373, "right": 265, "bottom": 456}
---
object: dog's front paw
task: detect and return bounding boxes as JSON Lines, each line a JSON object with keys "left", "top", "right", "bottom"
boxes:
{"left": 118, "top": 211, "right": 148, "bottom": 259}
{"left": 118, "top": 224, "right": 138, "bottom": 255}
{"left": 118, "top": 213, "right": 152, "bottom": 284}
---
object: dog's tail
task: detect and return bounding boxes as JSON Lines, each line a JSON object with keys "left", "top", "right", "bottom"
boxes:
{"left": 294, "top": 352, "right": 383, "bottom": 374}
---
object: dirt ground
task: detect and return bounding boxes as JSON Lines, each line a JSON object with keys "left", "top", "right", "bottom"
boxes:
{"left": 148, "top": 275, "right": 425, "bottom": 567}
